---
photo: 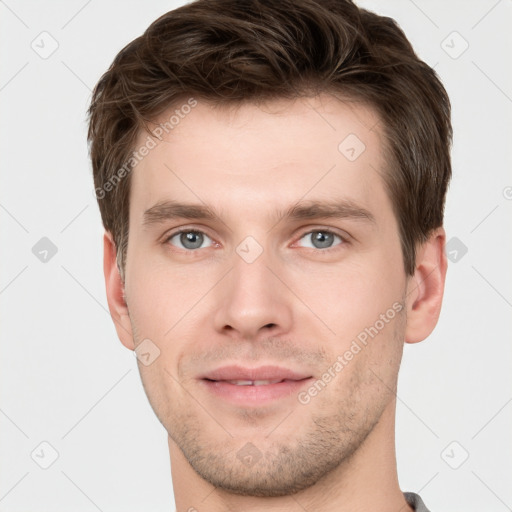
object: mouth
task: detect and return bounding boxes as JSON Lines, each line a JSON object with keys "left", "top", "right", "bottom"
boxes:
{"left": 206, "top": 378, "right": 297, "bottom": 386}
{"left": 199, "top": 365, "right": 313, "bottom": 405}
{"left": 200, "top": 364, "right": 312, "bottom": 382}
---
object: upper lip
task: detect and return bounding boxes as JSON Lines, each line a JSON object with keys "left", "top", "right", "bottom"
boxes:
{"left": 201, "top": 365, "right": 312, "bottom": 382}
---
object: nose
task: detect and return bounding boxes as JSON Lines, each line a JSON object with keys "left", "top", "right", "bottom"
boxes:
{"left": 212, "top": 245, "right": 293, "bottom": 341}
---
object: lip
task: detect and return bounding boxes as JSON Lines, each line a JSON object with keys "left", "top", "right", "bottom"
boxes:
{"left": 199, "top": 365, "right": 313, "bottom": 406}
{"left": 200, "top": 365, "right": 311, "bottom": 382}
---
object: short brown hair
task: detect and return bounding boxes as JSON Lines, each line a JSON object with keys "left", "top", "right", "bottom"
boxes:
{"left": 88, "top": 0, "right": 452, "bottom": 278}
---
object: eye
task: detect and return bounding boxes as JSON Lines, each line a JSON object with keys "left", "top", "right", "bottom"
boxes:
{"left": 296, "top": 229, "right": 345, "bottom": 250}
{"left": 165, "top": 230, "right": 214, "bottom": 250}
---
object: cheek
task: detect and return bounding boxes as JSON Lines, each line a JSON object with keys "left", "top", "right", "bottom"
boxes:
{"left": 292, "top": 258, "right": 405, "bottom": 345}
{"left": 311, "top": 308, "right": 405, "bottom": 415}
{"left": 125, "top": 247, "right": 215, "bottom": 341}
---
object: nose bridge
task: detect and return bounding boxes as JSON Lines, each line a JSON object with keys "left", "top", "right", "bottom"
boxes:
{"left": 213, "top": 237, "right": 292, "bottom": 338}
{"left": 232, "top": 246, "right": 272, "bottom": 303}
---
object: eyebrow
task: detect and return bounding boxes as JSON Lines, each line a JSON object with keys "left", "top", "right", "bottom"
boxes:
{"left": 142, "top": 199, "right": 375, "bottom": 227}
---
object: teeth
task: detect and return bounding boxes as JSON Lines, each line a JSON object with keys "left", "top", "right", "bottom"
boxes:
{"left": 226, "top": 379, "right": 283, "bottom": 386}
{"left": 227, "top": 380, "right": 253, "bottom": 386}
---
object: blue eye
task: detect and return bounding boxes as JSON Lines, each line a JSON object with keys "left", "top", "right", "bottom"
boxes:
{"left": 166, "top": 230, "right": 213, "bottom": 250}
{"left": 164, "top": 228, "right": 345, "bottom": 253}
{"left": 298, "top": 230, "right": 344, "bottom": 250}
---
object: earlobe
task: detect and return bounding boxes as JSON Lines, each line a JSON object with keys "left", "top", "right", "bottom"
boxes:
{"left": 103, "top": 231, "right": 135, "bottom": 350}
{"left": 404, "top": 227, "right": 447, "bottom": 344}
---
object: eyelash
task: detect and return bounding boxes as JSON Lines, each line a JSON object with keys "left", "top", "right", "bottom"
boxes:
{"left": 163, "top": 227, "right": 348, "bottom": 253}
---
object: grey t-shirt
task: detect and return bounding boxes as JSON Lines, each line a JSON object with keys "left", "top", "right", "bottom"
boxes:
{"left": 173, "top": 492, "right": 430, "bottom": 511}
{"left": 404, "top": 492, "right": 430, "bottom": 512}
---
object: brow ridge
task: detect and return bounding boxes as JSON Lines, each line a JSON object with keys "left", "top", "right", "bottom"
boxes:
{"left": 142, "top": 199, "right": 375, "bottom": 227}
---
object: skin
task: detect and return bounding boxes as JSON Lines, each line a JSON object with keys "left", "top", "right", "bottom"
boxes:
{"left": 104, "top": 94, "right": 447, "bottom": 512}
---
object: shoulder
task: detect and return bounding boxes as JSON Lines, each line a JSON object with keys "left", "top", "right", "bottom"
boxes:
{"left": 404, "top": 492, "right": 431, "bottom": 512}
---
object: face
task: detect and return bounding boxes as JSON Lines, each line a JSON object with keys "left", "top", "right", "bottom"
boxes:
{"left": 121, "top": 94, "right": 410, "bottom": 496}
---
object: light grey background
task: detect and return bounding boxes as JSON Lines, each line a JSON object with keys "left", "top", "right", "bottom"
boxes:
{"left": 1, "top": 1, "right": 511, "bottom": 510}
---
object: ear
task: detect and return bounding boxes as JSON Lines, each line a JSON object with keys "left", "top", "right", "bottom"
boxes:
{"left": 103, "top": 231, "right": 135, "bottom": 350}
{"left": 405, "top": 227, "right": 448, "bottom": 344}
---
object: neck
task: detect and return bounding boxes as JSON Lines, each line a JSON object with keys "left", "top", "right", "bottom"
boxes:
{"left": 169, "top": 399, "right": 413, "bottom": 512}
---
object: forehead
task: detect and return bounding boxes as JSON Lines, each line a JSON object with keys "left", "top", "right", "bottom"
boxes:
{"left": 129, "top": 94, "right": 389, "bottom": 220}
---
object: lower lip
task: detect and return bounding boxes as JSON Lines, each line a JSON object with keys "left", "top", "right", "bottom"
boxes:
{"left": 201, "top": 378, "right": 313, "bottom": 406}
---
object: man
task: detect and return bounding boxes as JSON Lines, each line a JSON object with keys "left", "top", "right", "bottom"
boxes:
{"left": 88, "top": 0, "right": 451, "bottom": 510}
